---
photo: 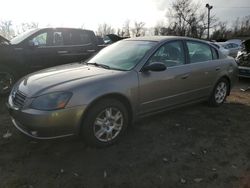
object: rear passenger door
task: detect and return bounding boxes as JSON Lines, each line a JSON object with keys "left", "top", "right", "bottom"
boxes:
{"left": 47, "top": 29, "right": 98, "bottom": 67}
{"left": 183, "top": 40, "right": 220, "bottom": 100}
{"left": 63, "top": 29, "right": 97, "bottom": 63}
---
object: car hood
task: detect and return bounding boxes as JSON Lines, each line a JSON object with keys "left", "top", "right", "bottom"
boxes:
{"left": 16, "top": 63, "right": 118, "bottom": 97}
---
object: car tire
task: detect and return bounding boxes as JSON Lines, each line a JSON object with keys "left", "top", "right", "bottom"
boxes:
{"left": 0, "top": 65, "right": 16, "bottom": 96}
{"left": 81, "top": 98, "right": 129, "bottom": 147}
{"left": 208, "top": 78, "right": 229, "bottom": 107}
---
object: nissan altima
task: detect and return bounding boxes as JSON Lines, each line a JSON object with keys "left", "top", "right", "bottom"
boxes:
{"left": 7, "top": 36, "right": 238, "bottom": 147}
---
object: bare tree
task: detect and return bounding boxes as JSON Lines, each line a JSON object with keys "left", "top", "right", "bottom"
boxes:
{"left": 132, "top": 21, "right": 145, "bottom": 37}
{"left": 154, "top": 20, "right": 168, "bottom": 35}
{"left": 16, "top": 22, "right": 39, "bottom": 34}
{"left": 166, "top": 0, "right": 216, "bottom": 38}
{"left": 211, "top": 15, "right": 250, "bottom": 40}
{"left": 80, "top": 24, "right": 85, "bottom": 29}
{"left": 117, "top": 28, "right": 125, "bottom": 37}
{"left": 116, "top": 20, "right": 131, "bottom": 37}
{"left": 211, "top": 21, "right": 229, "bottom": 39}
{"left": 96, "top": 23, "right": 115, "bottom": 37}
{"left": 123, "top": 20, "right": 130, "bottom": 37}
{"left": 0, "top": 20, "right": 15, "bottom": 39}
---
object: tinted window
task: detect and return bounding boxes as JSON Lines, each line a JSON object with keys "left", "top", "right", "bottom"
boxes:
{"left": 227, "top": 44, "right": 233, "bottom": 48}
{"left": 65, "top": 30, "right": 92, "bottom": 45}
{"left": 79, "top": 32, "right": 92, "bottom": 44}
{"left": 32, "top": 32, "right": 47, "bottom": 46}
{"left": 231, "top": 43, "right": 238, "bottom": 48}
{"left": 148, "top": 41, "right": 185, "bottom": 67}
{"left": 187, "top": 41, "right": 213, "bottom": 63}
{"left": 52, "top": 32, "right": 64, "bottom": 46}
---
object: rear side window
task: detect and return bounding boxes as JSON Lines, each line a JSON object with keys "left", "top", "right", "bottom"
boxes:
{"left": 52, "top": 32, "right": 64, "bottom": 46}
{"left": 187, "top": 41, "right": 213, "bottom": 63}
{"left": 79, "top": 32, "right": 92, "bottom": 44}
{"left": 231, "top": 43, "right": 239, "bottom": 48}
{"left": 211, "top": 47, "right": 219, "bottom": 59}
{"left": 64, "top": 30, "right": 92, "bottom": 45}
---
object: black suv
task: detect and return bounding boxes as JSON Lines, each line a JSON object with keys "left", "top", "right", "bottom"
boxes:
{"left": 0, "top": 28, "right": 102, "bottom": 95}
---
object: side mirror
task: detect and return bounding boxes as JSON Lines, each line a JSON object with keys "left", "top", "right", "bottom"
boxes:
{"left": 142, "top": 62, "right": 166, "bottom": 72}
{"left": 28, "top": 40, "right": 39, "bottom": 48}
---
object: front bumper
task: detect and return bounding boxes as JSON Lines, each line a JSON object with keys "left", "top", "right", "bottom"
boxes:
{"left": 7, "top": 102, "right": 86, "bottom": 139}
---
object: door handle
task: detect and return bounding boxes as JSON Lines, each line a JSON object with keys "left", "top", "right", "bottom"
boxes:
{"left": 215, "top": 67, "right": 221, "bottom": 71}
{"left": 181, "top": 74, "right": 190, "bottom": 79}
{"left": 87, "top": 50, "right": 96, "bottom": 52}
{"left": 57, "top": 50, "right": 68, "bottom": 54}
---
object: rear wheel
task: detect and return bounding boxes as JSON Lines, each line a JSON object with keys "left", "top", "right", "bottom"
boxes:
{"left": 208, "top": 78, "right": 229, "bottom": 107}
{"left": 81, "top": 98, "right": 128, "bottom": 147}
{"left": 0, "top": 66, "right": 16, "bottom": 96}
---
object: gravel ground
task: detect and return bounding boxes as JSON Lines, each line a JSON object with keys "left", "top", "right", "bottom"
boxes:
{"left": 0, "top": 79, "right": 249, "bottom": 188}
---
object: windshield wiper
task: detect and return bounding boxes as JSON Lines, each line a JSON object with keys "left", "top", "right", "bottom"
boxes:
{"left": 83, "top": 62, "right": 110, "bottom": 69}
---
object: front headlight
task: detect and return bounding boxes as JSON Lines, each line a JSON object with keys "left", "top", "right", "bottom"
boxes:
{"left": 31, "top": 92, "right": 72, "bottom": 111}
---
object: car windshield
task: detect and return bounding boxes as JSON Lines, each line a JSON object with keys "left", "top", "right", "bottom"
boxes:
{"left": 87, "top": 40, "right": 156, "bottom": 71}
{"left": 10, "top": 29, "right": 38, "bottom": 44}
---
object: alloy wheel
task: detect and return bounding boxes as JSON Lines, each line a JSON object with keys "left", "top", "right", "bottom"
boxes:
{"left": 215, "top": 82, "right": 227, "bottom": 104}
{"left": 93, "top": 107, "right": 124, "bottom": 142}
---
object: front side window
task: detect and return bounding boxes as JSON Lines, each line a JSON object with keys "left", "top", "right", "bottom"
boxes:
{"left": 187, "top": 41, "right": 213, "bottom": 63}
{"left": 32, "top": 32, "right": 47, "bottom": 46}
{"left": 148, "top": 41, "right": 185, "bottom": 67}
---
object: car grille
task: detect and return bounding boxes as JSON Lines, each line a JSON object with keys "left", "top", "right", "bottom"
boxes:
{"left": 12, "top": 90, "right": 26, "bottom": 109}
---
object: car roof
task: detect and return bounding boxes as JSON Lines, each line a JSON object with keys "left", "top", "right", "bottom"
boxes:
{"left": 37, "top": 27, "right": 93, "bottom": 32}
{"left": 125, "top": 36, "right": 210, "bottom": 43}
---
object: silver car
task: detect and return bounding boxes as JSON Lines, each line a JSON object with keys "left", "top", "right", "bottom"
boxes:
{"left": 7, "top": 36, "right": 238, "bottom": 147}
{"left": 215, "top": 42, "right": 241, "bottom": 58}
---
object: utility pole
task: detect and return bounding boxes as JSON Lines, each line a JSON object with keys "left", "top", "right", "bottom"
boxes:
{"left": 206, "top": 3, "right": 213, "bottom": 40}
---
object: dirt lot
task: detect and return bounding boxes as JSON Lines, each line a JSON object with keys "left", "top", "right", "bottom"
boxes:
{"left": 0, "top": 80, "right": 250, "bottom": 188}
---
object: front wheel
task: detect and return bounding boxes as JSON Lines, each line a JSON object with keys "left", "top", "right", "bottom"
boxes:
{"left": 81, "top": 99, "right": 129, "bottom": 147}
{"left": 208, "top": 78, "right": 229, "bottom": 107}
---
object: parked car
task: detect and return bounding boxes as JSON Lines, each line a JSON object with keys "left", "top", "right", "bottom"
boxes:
{"left": 236, "top": 38, "right": 250, "bottom": 78}
{"left": 103, "top": 34, "right": 128, "bottom": 44}
{"left": 215, "top": 42, "right": 241, "bottom": 58}
{"left": 0, "top": 28, "right": 102, "bottom": 95}
{"left": 227, "top": 39, "right": 242, "bottom": 46}
{"left": 7, "top": 36, "right": 238, "bottom": 147}
{"left": 213, "top": 42, "right": 230, "bottom": 56}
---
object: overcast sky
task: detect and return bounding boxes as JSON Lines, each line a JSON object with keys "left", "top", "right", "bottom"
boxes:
{"left": 1, "top": 0, "right": 250, "bottom": 30}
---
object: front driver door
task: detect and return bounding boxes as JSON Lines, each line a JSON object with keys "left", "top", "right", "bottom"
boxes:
{"left": 138, "top": 40, "right": 193, "bottom": 115}
{"left": 24, "top": 30, "right": 54, "bottom": 72}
